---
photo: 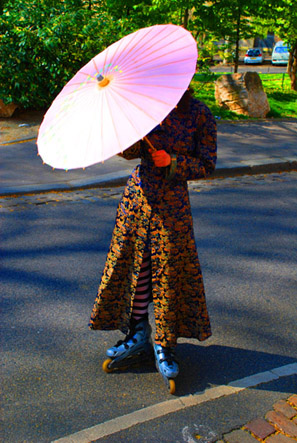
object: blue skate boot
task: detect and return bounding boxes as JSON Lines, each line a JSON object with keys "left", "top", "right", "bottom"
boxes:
{"left": 102, "top": 318, "right": 153, "bottom": 372}
{"left": 154, "top": 344, "right": 179, "bottom": 394}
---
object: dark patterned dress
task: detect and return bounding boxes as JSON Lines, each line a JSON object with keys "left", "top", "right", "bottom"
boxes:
{"left": 89, "top": 98, "right": 217, "bottom": 348}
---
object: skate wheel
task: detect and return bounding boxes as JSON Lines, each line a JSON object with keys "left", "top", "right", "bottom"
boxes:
{"left": 169, "top": 379, "right": 175, "bottom": 395}
{"left": 102, "top": 358, "right": 113, "bottom": 373}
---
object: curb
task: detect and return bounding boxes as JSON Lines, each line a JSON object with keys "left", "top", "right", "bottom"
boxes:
{"left": 0, "top": 170, "right": 131, "bottom": 197}
{"left": 0, "top": 161, "right": 296, "bottom": 198}
{"left": 0, "top": 136, "right": 37, "bottom": 146}
{"left": 212, "top": 161, "right": 297, "bottom": 179}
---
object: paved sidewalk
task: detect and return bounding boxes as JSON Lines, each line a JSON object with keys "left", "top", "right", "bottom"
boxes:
{"left": 0, "top": 111, "right": 296, "bottom": 196}
{"left": 218, "top": 395, "right": 297, "bottom": 443}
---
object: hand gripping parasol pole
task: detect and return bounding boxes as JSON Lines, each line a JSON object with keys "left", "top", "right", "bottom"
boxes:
{"left": 144, "top": 136, "right": 156, "bottom": 152}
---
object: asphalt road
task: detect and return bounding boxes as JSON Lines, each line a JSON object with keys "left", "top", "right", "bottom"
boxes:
{"left": 1, "top": 172, "right": 297, "bottom": 442}
{"left": 210, "top": 61, "right": 288, "bottom": 74}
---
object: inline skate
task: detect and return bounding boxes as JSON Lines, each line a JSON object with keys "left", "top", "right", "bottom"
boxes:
{"left": 154, "top": 344, "right": 179, "bottom": 395}
{"left": 102, "top": 318, "right": 154, "bottom": 372}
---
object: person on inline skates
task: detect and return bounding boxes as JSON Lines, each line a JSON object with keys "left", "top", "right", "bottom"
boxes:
{"left": 89, "top": 88, "right": 217, "bottom": 393}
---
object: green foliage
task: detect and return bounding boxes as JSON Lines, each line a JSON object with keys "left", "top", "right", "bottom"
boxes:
{"left": 270, "top": 0, "right": 297, "bottom": 46}
{"left": 0, "top": 0, "right": 131, "bottom": 109}
{"left": 1, "top": 0, "right": 297, "bottom": 109}
{"left": 246, "top": 0, "right": 297, "bottom": 89}
{"left": 261, "top": 73, "right": 297, "bottom": 117}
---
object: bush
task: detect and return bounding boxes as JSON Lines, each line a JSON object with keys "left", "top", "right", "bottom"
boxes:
{"left": 0, "top": 0, "right": 131, "bottom": 109}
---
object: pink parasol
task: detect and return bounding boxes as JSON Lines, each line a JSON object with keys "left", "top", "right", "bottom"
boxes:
{"left": 37, "top": 24, "right": 198, "bottom": 170}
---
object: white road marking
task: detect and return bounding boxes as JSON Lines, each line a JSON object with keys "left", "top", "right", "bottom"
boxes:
{"left": 182, "top": 426, "right": 197, "bottom": 443}
{"left": 52, "top": 362, "right": 297, "bottom": 443}
{"left": 182, "top": 424, "right": 218, "bottom": 443}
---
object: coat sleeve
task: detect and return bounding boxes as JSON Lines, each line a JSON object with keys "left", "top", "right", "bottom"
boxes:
{"left": 117, "top": 141, "right": 141, "bottom": 160}
{"left": 167, "top": 106, "right": 217, "bottom": 181}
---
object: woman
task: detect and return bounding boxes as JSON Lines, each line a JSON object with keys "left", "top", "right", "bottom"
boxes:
{"left": 89, "top": 88, "right": 217, "bottom": 386}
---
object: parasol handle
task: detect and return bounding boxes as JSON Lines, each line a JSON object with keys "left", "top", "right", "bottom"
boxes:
{"left": 144, "top": 136, "right": 156, "bottom": 152}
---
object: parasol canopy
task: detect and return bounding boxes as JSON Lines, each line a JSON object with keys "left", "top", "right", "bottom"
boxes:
{"left": 37, "top": 24, "right": 198, "bottom": 170}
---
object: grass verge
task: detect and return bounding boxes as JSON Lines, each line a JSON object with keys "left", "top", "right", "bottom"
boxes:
{"left": 191, "top": 72, "right": 297, "bottom": 120}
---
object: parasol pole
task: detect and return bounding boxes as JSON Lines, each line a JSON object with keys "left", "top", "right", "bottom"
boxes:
{"left": 144, "top": 136, "right": 157, "bottom": 152}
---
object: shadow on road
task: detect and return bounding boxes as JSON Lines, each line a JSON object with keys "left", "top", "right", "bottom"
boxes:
{"left": 1, "top": 173, "right": 297, "bottom": 442}
{"left": 174, "top": 343, "right": 296, "bottom": 397}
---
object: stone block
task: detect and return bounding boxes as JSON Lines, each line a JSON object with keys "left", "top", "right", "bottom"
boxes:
{"left": 244, "top": 418, "right": 275, "bottom": 439}
{"left": 0, "top": 99, "right": 18, "bottom": 117}
{"left": 266, "top": 434, "right": 297, "bottom": 442}
{"left": 273, "top": 400, "right": 297, "bottom": 419}
{"left": 215, "top": 72, "right": 270, "bottom": 118}
{"left": 288, "top": 395, "right": 297, "bottom": 408}
{"left": 266, "top": 410, "right": 297, "bottom": 438}
{"left": 222, "top": 429, "right": 256, "bottom": 442}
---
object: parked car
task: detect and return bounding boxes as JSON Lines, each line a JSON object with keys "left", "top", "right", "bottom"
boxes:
{"left": 272, "top": 41, "right": 289, "bottom": 65}
{"left": 244, "top": 48, "right": 263, "bottom": 64}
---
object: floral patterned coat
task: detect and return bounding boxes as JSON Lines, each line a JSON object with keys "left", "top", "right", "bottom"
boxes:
{"left": 89, "top": 98, "right": 217, "bottom": 347}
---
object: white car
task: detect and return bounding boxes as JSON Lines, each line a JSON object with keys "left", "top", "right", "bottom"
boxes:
{"left": 272, "top": 41, "right": 289, "bottom": 65}
{"left": 244, "top": 48, "right": 263, "bottom": 64}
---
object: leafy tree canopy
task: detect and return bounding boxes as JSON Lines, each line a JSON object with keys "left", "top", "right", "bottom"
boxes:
{"left": 0, "top": 0, "right": 134, "bottom": 108}
{"left": 1, "top": 0, "right": 296, "bottom": 109}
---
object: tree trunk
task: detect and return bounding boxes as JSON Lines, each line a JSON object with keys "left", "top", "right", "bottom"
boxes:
{"left": 234, "top": 6, "right": 241, "bottom": 73}
{"left": 183, "top": 8, "right": 189, "bottom": 29}
{"left": 254, "top": 37, "right": 260, "bottom": 47}
{"left": 287, "top": 42, "right": 297, "bottom": 91}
